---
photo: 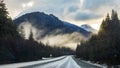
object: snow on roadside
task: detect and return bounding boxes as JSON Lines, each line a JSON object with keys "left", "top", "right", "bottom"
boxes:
{"left": 78, "top": 59, "right": 107, "bottom": 68}
{"left": 42, "top": 57, "right": 52, "bottom": 60}
{"left": 0, "top": 56, "right": 66, "bottom": 68}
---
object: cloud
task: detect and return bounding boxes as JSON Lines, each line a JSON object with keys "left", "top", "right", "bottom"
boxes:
{"left": 39, "top": 31, "right": 87, "bottom": 50}
{"left": 4, "top": 0, "right": 34, "bottom": 18}
{"left": 67, "top": 6, "right": 79, "bottom": 13}
{"left": 73, "top": 11, "right": 102, "bottom": 21}
{"left": 61, "top": 0, "right": 120, "bottom": 25}
{"left": 82, "top": 0, "right": 117, "bottom": 10}
{"left": 4, "top": 0, "right": 120, "bottom": 25}
{"left": 22, "top": 1, "right": 34, "bottom": 8}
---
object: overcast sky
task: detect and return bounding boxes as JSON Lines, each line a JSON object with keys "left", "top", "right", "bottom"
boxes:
{"left": 4, "top": 0, "right": 120, "bottom": 30}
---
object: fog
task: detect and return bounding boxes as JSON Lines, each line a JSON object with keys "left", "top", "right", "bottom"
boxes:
{"left": 40, "top": 32, "right": 86, "bottom": 50}
{"left": 18, "top": 21, "right": 88, "bottom": 50}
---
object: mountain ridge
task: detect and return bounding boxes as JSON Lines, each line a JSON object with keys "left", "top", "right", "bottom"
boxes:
{"left": 13, "top": 12, "right": 92, "bottom": 49}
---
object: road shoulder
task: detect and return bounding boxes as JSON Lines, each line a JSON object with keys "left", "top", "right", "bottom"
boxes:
{"left": 72, "top": 56, "right": 102, "bottom": 68}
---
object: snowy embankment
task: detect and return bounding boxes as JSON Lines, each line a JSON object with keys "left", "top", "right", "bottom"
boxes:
{"left": 0, "top": 56, "right": 66, "bottom": 68}
{"left": 77, "top": 59, "right": 107, "bottom": 68}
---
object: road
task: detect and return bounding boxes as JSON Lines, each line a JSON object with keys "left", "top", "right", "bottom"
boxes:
{"left": 0, "top": 56, "right": 103, "bottom": 68}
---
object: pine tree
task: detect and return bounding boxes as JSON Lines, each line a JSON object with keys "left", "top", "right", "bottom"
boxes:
{"left": 29, "top": 30, "right": 34, "bottom": 41}
{"left": 0, "top": 0, "right": 19, "bottom": 38}
{"left": 111, "top": 10, "right": 119, "bottom": 21}
{"left": 98, "top": 13, "right": 110, "bottom": 35}
{"left": 0, "top": 0, "right": 10, "bottom": 24}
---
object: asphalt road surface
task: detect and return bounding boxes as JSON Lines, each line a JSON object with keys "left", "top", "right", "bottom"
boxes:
{"left": 0, "top": 56, "right": 103, "bottom": 68}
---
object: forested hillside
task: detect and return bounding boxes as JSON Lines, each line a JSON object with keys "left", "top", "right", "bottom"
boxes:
{"left": 76, "top": 10, "right": 120, "bottom": 65}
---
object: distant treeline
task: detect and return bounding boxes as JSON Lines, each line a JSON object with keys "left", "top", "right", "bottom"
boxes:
{"left": 0, "top": 0, "right": 74, "bottom": 64}
{"left": 76, "top": 10, "right": 120, "bottom": 65}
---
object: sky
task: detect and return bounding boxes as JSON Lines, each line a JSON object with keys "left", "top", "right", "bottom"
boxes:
{"left": 4, "top": 0, "right": 120, "bottom": 30}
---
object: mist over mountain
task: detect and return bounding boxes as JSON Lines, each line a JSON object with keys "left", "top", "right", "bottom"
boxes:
{"left": 13, "top": 12, "right": 92, "bottom": 49}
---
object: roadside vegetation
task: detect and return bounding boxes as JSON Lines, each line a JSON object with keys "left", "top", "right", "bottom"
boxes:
{"left": 76, "top": 10, "right": 120, "bottom": 66}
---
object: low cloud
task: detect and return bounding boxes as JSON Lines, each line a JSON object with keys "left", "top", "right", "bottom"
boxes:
{"left": 18, "top": 21, "right": 88, "bottom": 50}
{"left": 40, "top": 32, "right": 87, "bottom": 50}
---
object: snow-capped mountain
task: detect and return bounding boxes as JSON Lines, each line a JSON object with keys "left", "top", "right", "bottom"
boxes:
{"left": 81, "top": 24, "right": 97, "bottom": 33}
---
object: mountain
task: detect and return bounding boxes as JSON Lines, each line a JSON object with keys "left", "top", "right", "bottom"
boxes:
{"left": 13, "top": 12, "right": 91, "bottom": 49}
{"left": 80, "top": 24, "right": 97, "bottom": 33}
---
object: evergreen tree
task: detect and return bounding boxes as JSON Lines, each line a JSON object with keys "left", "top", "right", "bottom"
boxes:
{"left": 111, "top": 10, "right": 119, "bottom": 21}
{"left": 0, "top": 0, "right": 18, "bottom": 64}
{"left": 29, "top": 30, "right": 34, "bottom": 41}
{"left": 76, "top": 10, "right": 120, "bottom": 65}
{"left": 0, "top": 0, "right": 18, "bottom": 38}
{"left": 0, "top": 0, "right": 9, "bottom": 24}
